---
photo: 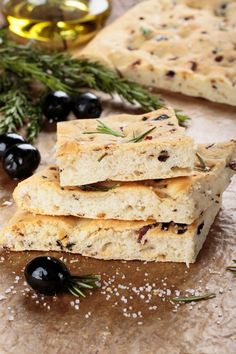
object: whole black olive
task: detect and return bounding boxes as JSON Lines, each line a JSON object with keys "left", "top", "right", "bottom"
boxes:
{"left": 24, "top": 256, "right": 69, "bottom": 295}
{"left": 3, "top": 143, "right": 41, "bottom": 179}
{"left": 72, "top": 92, "right": 102, "bottom": 119}
{"left": 24, "top": 256, "right": 100, "bottom": 297}
{"left": 0, "top": 133, "right": 26, "bottom": 159}
{"left": 43, "top": 91, "right": 72, "bottom": 123}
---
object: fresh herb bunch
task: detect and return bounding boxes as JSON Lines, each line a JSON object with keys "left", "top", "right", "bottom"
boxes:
{"left": 0, "top": 29, "right": 189, "bottom": 142}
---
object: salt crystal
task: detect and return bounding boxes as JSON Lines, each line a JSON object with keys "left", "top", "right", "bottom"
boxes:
{"left": 2, "top": 200, "right": 12, "bottom": 207}
{"left": 121, "top": 296, "right": 127, "bottom": 304}
{"left": 146, "top": 285, "right": 152, "bottom": 292}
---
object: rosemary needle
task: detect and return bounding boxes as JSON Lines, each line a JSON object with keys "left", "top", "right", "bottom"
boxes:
{"left": 195, "top": 152, "right": 211, "bottom": 172}
{"left": 80, "top": 183, "right": 119, "bottom": 191}
{"left": 171, "top": 293, "right": 216, "bottom": 303}
{"left": 226, "top": 259, "right": 236, "bottom": 276}
{"left": 128, "top": 127, "right": 156, "bottom": 143}
{"left": 83, "top": 120, "right": 125, "bottom": 138}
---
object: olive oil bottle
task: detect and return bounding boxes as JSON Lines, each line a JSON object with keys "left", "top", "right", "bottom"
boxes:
{"left": 3, "top": 0, "right": 110, "bottom": 49}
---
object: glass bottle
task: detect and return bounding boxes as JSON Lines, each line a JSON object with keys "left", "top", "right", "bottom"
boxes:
{"left": 2, "top": 0, "right": 110, "bottom": 49}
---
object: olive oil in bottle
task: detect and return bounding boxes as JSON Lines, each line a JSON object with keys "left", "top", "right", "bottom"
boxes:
{"left": 3, "top": 0, "right": 110, "bottom": 49}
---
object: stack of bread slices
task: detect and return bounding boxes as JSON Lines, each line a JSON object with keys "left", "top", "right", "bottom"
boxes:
{"left": 1, "top": 108, "right": 235, "bottom": 264}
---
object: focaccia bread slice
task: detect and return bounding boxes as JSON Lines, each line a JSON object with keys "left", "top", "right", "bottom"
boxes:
{"left": 13, "top": 141, "right": 236, "bottom": 223}
{"left": 56, "top": 108, "right": 195, "bottom": 186}
{"left": 0, "top": 200, "right": 221, "bottom": 264}
{"left": 81, "top": 0, "right": 236, "bottom": 106}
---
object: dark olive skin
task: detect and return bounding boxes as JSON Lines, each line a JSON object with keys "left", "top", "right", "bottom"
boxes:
{"left": 72, "top": 92, "right": 102, "bottom": 119}
{"left": 24, "top": 256, "right": 70, "bottom": 295}
{"left": 43, "top": 91, "right": 72, "bottom": 123}
{"left": 0, "top": 133, "right": 26, "bottom": 159}
{"left": 3, "top": 143, "right": 41, "bottom": 179}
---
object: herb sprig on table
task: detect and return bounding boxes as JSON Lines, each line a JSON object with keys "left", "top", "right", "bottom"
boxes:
{"left": 0, "top": 29, "right": 188, "bottom": 142}
{"left": 171, "top": 293, "right": 216, "bottom": 303}
{"left": 226, "top": 260, "right": 236, "bottom": 276}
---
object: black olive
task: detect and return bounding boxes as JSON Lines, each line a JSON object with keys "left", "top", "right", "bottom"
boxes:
{"left": 24, "top": 256, "right": 70, "bottom": 295}
{"left": 43, "top": 91, "right": 72, "bottom": 123}
{"left": 0, "top": 133, "right": 26, "bottom": 159}
{"left": 72, "top": 92, "right": 102, "bottom": 119}
{"left": 3, "top": 143, "right": 41, "bottom": 179}
{"left": 24, "top": 256, "right": 100, "bottom": 297}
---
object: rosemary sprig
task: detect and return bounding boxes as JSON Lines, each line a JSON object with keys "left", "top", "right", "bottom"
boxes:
{"left": 172, "top": 293, "right": 216, "bottom": 303}
{"left": 140, "top": 26, "right": 153, "bottom": 37}
{"left": 128, "top": 127, "right": 156, "bottom": 143}
{"left": 226, "top": 260, "right": 236, "bottom": 276}
{"left": 83, "top": 120, "right": 125, "bottom": 138}
{"left": 0, "top": 88, "right": 28, "bottom": 132}
{"left": 195, "top": 152, "right": 211, "bottom": 172}
{"left": 84, "top": 120, "right": 156, "bottom": 143}
{"left": 0, "top": 29, "right": 189, "bottom": 141}
{"left": 67, "top": 274, "right": 100, "bottom": 298}
{"left": 80, "top": 183, "right": 119, "bottom": 192}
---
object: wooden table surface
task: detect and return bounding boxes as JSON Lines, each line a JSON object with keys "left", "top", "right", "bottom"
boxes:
{"left": 0, "top": 1, "right": 236, "bottom": 353}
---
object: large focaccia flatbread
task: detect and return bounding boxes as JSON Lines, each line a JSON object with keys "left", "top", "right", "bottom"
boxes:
{"left": 81, "top": 0, "right": 236, "bottom": 105}
{"left": 0, "top": 200, "right": 221, "bottom": 264}
{"left": 13, "top": 141, "right": 236, "bottom": 223}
